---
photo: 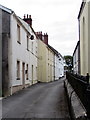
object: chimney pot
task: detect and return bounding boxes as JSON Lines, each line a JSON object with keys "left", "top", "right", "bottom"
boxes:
{"left": 44, "top": 33, "right": 48, "bottom": 45}
{"left": 23, "top": 14, "right": 32, "bottom": 27}
{"left": 24, "top": 14, "right": 26, "bottom": 19}
{"left": 27, "top": 14, "right": 28, "bottom": 18}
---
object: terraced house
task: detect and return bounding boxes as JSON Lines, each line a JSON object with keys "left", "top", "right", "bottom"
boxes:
{"left": 0, "top": 5, "right": 64, "bottom": 97}
{"left": 78, "top": 0, "right": 90, "bottom": 76}
{"left": 0, "top": 5, "right": 38, "bottom": 96}
{"left": 37, "top": 32, "right": 64, "bottom": 83}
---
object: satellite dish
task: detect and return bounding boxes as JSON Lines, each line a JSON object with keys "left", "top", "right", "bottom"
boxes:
{"left": 30, "top": 35, "right": 34, "bottom": 40}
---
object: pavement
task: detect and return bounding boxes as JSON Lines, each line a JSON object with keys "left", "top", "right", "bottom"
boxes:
{"left": 2, "top": 78, "right": 70, "bottom": 119}
{"left": 0, "top": 98, "right": 2, "bottom": 100}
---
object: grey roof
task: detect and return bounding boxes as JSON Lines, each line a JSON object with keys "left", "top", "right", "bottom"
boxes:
{"left": 18, "top": 16, "right": 37, "bottom": 37}
{"left": 73, "top": 41, "right": 80, "bottom": 56}
{"left": 0, "top": 4, "right": 12, "bottom": 14}
{"left": 17, "top": 16, "right": 31, "bottom": 33}
{"left": 78, "top": 2, "right": 86, "bottom": 19}
{"left": 48, "top": 44, "right": 63, "bottom": 59}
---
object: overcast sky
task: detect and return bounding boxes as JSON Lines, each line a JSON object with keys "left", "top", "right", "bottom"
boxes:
{"left": 0, "top": 0, "right": 82, "bottom": 56}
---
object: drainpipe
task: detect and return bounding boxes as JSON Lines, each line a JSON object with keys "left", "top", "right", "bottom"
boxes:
{"left": 0, "top": 10, "right": 2, "bottom": 97}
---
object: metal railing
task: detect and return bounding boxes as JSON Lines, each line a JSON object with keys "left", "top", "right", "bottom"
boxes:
{"left": 66, "top": 71, "right": 90, "bottom": 119}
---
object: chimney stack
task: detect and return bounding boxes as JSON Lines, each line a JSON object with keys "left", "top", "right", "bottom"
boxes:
{"left": 44, "top": 33, "right": 48, "bottom": 45}
{"left": 36, "top": 31, "right": 43, "bottom": 40}
{"left": 23, "top": 14, "right": 32, "bottom": 27}
{"left": 36, "top": 32, "right": 48, "bottom": 45}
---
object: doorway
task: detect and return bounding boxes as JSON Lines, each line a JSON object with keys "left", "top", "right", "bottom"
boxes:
{"left": 22, "top": 63, "right": 25, "bottom": 88}
{"left": 32, "top": 65, "right": 33, "bottom": 84}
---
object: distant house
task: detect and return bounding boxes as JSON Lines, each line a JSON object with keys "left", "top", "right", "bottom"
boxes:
{"left": 48, "top": 45, "right": 64, "bottom": 79}
{"left": 78, "top": 1, "right": 90, "bottom": 75}
{"left": 37, "top": 32, "right": 64, "bottom": 82}
{"left": 73, "top": 41, "right": 80, "bottom": 74}
{"left": 36, "top": 32, "right": 55, "bottom": 82}
{"left": 37, "top": 32, "right": 50, "bottom": 82}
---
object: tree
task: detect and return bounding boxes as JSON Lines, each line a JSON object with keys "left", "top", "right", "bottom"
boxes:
{"left": 64, "top": 55, "right": 73, "bottom": 72}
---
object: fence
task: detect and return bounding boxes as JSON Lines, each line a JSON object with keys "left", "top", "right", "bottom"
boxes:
{"left": 66, "top": 71, "right": 90, "bottom": 119}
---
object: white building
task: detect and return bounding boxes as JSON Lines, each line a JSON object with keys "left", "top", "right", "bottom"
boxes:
{"left": 73, "top": 41, "right": 80, "bottom": 74}
{"left": 55, "top": 53, "right": 64, "bottom": 80}
{"left": 58, "top": 53, "right": 64, "bottom": 77}
{"left": 48, "top": 46, "right": 64, "bottom": 80}
{"left": 1, "top": 5, "right": 38, "bottom": 96}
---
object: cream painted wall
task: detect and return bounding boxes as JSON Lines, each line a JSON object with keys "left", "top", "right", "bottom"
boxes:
{"left": 38, "top": 39, "right": 47, "bottom": 82}
{"left": 47, "top": 48, "right": 55, "bottom": 82}
{"left": 79, "top": 2, "right": 90, "bottom": 75}
{"left": 88, "top": 2, "right": 90, "bottom": 74}
{"left": 38, "top": 40, "right": 55, "bottom": 82}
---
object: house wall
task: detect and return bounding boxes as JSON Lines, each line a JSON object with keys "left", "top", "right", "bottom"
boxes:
{"left": 79, "top": 1, "right": 90, "bottom": 75}
{"left": 55, "top": 55, "right": 59, "bottom": 80}
{"left": 88, "top": 2, "right": 90, "bottom": 74}
{"left": 73, "top": 41, "right": 80, "bottom": 74}
{"left": 38, "top": 39, "right": 47, "bottom": 82}
{"left": 8, "top": 14, "right": 38, "bottom": 95}
{"left": 38, "top": 40, "right": 55, "bottom": 83}
{"left": 59, "top": 56, "right": 64, "bottom": 77}
{"left": 2, "top": 10, "right": 10, "bottom": 96}
{"left": 29, "top": 30, "right": 38, "bottom": 84}
{"left": 47, "top": 48, "right": 54, "bottom": 82}
{"left": 55, "top": 54, "right": 64, "bottom": 80}
{"left": 73, "top": 48, "right": 78, "bottom": 74}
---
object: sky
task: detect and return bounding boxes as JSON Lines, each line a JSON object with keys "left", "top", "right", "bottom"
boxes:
{"left": 0, "top": 0, "right": 82, "bottom": 56}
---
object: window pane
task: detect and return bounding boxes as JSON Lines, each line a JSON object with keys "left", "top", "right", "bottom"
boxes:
{"left": 17, "top": 24, "right": 20, "bottom": 43}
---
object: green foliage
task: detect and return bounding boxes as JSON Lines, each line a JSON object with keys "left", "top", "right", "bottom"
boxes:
{"left": 64, "top": 55, "right": 73, "bottom": 71}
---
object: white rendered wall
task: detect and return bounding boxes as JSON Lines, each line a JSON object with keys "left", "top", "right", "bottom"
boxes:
{"left": 9, "top": 14, "right": 38, "bottom": 88}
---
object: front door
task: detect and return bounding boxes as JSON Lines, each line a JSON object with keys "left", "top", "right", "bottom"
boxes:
{"left": 32, "top": 65, "right": 33, "bottom": 84}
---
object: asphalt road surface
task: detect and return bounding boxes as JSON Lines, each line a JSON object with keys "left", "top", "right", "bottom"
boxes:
{"left": 2, "top": 78, "right": 70, "bottom": 119}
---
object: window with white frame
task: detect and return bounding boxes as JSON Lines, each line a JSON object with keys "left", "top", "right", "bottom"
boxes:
{"left": 17, "top": 24, "right": 21, "bottom": 44}
{"left": 27, "top": 35, "right": 29, "bottom": 51}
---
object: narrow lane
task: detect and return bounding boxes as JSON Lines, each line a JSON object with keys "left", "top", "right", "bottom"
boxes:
{"left": 2, "top": 78, "right": 70, "bottom": 119}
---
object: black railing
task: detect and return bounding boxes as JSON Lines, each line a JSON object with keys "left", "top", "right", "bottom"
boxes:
{"left": 66, "top": 71, "right": 90, "bottom": 119}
